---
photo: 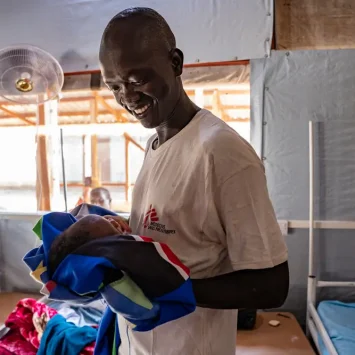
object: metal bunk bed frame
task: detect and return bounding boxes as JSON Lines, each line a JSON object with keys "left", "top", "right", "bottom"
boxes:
{"left": 306, "top": 121, "right": 355, "bottom": 355}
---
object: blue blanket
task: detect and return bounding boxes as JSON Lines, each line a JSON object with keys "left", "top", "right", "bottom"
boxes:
{"left": 38, "top": 314, "right": 97, "bottom": 355}
{"left": 23, "top": 204, "right": 196, "bottom": 355}
{"left": 318, "top": 300, "right": 355, "bottom": 355}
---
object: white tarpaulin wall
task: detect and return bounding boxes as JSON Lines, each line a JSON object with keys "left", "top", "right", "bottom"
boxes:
{"left": 0, "top": 214, "right": 43, "bottom": 293}
{"left": 0, "top": 0, "right": 273, "bottom": 72}
{"left": 250, "top": 49, "right": 355, "bottom": 324}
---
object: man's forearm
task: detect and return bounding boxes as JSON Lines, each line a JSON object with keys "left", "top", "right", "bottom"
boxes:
{"left": 191, "top": 261, "right": 289, "bottom": 309}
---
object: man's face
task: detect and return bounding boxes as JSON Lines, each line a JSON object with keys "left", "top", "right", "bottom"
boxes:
{"left": 90, "top": 191, "right": 111, "bottom": 210}
{"left": 100, "top": 27, "right": 182, "bottom": 128}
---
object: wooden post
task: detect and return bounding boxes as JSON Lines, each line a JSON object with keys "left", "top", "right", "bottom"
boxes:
{"left": 212, "top": 89, "right": 221, "bottom": 117}
{"left": 194, "top": 88, "right": 204, "bottom": 108}
{"left": 83, "top": 135, "right": 91, "bottom": 178}
{"left": 45, "top": 99, "right": 61, "bottom": 210}
{"left": 82, "top": 135, "right": 86, "bottom": 181}
{"left": 123, "top": 132, "right": 145, "bottom": 152}
{"left": 211, "top": 89, "right": 230, "bottom": 121}
{"left": 124, "top": 135, "right": 130, "bottom": 202}
{"left": 36, "top": 104, "right": 51, "bottom": 211}
{"left": 90, "top": 97, "right": 100, "bottom": 188}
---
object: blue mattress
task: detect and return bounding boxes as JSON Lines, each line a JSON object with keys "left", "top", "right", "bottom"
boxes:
{"left": 318, "top": 300, "right": 355, "bottom": 355}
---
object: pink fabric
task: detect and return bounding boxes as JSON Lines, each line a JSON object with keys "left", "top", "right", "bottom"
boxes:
{"left": 0, "top": 332, "right": 37, "bottom": 355}
{"left": 0, "top": 298, "right": 57, "bottom": 354}
{"left": 81, "top": 343, "right": 95, "bottom": 355}
{"left": 0, "top": 298, "right": 95, "bottom": 355}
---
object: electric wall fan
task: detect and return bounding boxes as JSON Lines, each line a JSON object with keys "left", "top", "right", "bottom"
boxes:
{"left": 0, "top": 44, "right": 68, "bottom": 211}
{"left": 0, "top": 44, "right": 64, "bottom": 104}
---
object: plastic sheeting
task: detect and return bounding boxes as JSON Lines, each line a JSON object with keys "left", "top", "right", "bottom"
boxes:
{"left": 0, "top": 214, "right": 43, "bottom": 293}
{"left": 0, "top": 0, "right": 273, "bottom": 72}
{"left": 250, "top": 49, "right": 355, "bottom": 325}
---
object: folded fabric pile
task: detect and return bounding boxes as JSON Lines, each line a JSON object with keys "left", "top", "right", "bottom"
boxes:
{"left": 0, "top": 298, "right": 96, "bottom": 355}
{"left": 23, "top": 204, "right": 196, "bottom": 355}
{"left": 38, "top": 314, "right": 96, "bottom": 355}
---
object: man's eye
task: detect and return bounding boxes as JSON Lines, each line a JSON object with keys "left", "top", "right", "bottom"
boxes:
{"left": 131, "top": 81, "right": 145, "bottom": 87}
{"left": 111, "top": 85, "right": 120, "bottom": 92}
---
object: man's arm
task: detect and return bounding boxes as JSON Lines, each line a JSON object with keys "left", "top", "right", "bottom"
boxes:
{"left": 192, "top": 261, "right": 289, "bottom": 309}
{"left": 199, "top": 139, "right": 289, "bottom": 310}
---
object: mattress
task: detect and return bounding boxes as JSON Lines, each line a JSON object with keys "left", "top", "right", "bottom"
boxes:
{"left": 318, "top": 300, "right": 355, "bottom": 355}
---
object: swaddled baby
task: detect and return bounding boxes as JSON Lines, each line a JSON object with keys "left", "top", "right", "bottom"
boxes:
{"left": 24, "top": 206, "right": 196, "bottom": 355}
{"left": 48, "top": 214, "right": 125, "bottom": 276}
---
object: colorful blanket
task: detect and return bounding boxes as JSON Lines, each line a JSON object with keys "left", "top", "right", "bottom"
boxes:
{"left": 0, "top": 298, "right": 57, "bottom": 355}
{"left": 23, "top": 204, "right": 196, "bottom": 355}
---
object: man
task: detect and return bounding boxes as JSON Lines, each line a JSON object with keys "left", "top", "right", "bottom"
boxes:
{"left": 90, "top": 187, "right": 112, "bottom": 210}
{"left": 99, "top": 7, "right": 289, "bottom": 355}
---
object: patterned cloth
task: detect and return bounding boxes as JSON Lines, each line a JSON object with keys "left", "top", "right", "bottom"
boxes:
{"left": 0, "top": 298, "right": 95, "bottom": 355}
{"left": 23, "top": 204, "right": 196, "bottom": 355}
{"left": 0, "top": 298, "right": 57, "bottom": 355}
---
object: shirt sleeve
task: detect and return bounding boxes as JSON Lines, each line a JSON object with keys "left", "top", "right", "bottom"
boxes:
{"left": 216, "top": 164, "right": 288, "bottom": 271}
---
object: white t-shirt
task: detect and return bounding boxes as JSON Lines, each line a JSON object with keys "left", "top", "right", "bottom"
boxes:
{"left": 119, "top": 109, "right": 288, "bottom": 355}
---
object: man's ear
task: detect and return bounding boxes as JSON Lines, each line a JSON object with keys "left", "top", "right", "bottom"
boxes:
{"left": 171, "top": 48, "right": 184, "bottom": 76}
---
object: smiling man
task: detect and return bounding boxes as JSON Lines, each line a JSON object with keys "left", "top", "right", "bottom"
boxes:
{"left": 99, "top": 7, "right": 289, "bottom": 355}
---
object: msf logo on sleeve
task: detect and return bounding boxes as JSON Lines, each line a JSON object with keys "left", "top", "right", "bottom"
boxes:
{"left": 143, "top": 205, "right": 176, "bottom": 235}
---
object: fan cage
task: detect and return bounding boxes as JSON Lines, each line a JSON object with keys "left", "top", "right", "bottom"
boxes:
{"left": 0, "top": 44, "right": 64, "bottom": 104}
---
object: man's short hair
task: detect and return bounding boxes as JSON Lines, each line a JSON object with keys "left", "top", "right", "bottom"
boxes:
{"left": 101, "top": 7, "right": 176, "bottom": 53}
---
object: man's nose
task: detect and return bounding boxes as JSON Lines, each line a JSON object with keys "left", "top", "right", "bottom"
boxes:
{"left": 120, "top": 83, "right": 140, "bottom": 104}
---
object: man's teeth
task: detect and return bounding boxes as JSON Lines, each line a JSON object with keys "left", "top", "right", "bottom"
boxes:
{"left": 134, "top": 104, "right": 150, "bottom": 115}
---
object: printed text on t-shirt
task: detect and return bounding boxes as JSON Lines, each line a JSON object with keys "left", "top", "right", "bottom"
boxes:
{"left": 143, "top": 205, "right": 176, "bottom": 235}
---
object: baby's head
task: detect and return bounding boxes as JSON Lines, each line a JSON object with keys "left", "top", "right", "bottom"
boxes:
{"left": 48, "top": 215, "right": 120, "bottom": 276}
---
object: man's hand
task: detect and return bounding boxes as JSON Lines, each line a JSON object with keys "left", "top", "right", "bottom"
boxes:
{"left": 104, "top": 215, "right": 132, "bottom": 233}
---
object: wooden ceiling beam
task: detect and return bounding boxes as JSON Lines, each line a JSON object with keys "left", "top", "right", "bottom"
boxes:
{"left": 0, "top": 89, "right": 249, "bottom": 105}
{"left": 123, "top": 132, "right": 145, "bottom": 152}
{"left": 0, "top": 104, "right": 250, "bottom": 120}
{"left": 94, "top": 92, "right": 121, "bottom": 122}
{"left": 0, "top": 105, "right": 35, "bottom": 125}
{"left": 0, "top": 117, "right": 250, "bottom": 127}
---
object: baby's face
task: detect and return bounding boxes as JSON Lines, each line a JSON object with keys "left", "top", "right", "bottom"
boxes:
{"left": 77, "top": 215, "right": 122, "bottom": 238}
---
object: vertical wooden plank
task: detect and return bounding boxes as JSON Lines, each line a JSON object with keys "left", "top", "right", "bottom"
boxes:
{"left": 90, "top": 97, "right": 99, "bottom": 188}
{"left": 194, "top": 89, "right": 204, "bottom": 108}
{"left": 45, "top": 99, "right": 61, "bottom": 210}
{"left": 124, "top": 136, "right": 130, "bottom": 202}
{"left": 82, "top": 135, "right": 92, "bottom": 203}
{"left": 36, "top": 104, "right": 51, "bottom": 211}
{"left": 82, "top": 135, "right": 86, "bottom": 181}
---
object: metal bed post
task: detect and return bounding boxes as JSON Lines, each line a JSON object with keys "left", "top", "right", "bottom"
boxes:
{"left": 307, "top": 121, "right": 316, "bottom": 335}
{"left": 307, "top": 121, "right": 338, "bottom": 355}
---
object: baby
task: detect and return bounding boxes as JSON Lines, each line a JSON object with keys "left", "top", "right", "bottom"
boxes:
{"left": 48, "top": 214, "right": 125, "bottom": 276}
{"left": 25, "top": 207, "right": 196, "bottom": 354}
